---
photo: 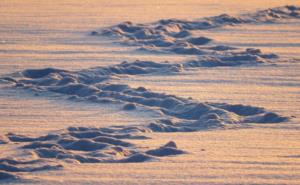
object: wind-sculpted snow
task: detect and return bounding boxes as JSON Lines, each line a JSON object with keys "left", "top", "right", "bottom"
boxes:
{"left": 95, "top": 6, "right": 299, "bottom": 63}
{"left": 0, "top": 5, "right": 296, "bottom": 182}
{"left": 0, "top": 127, "right": 185, "bottom": 181}
{"left": 1, "top": 57, "right": 282, "bottom": 102}
{"left": 0, "top": 76, "right": 288, "bottom": 180}
{"left": 0, "top": 157, "right": 63, "bottom": 181}
{"left": 5, "top": 129, "right": 185, "bottom": 163}
{"left": 100, "top": 6, "right": 299, "bottom": 38}
{"left": 1, "top": 62, "right": 289, "bottom": 130}
{"left": 0, "top": 60, "right": 288, "bottom": 181}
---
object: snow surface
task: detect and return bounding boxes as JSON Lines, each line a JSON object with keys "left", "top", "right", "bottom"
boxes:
{"left": 0, "top": 0, "right": 300, "bottom": 184}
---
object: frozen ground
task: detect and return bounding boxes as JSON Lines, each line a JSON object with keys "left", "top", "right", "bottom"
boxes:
{"left": 0, "top": 0, "right": 300, "bottom": 184}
